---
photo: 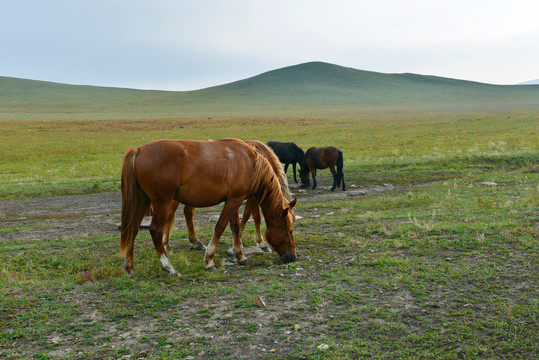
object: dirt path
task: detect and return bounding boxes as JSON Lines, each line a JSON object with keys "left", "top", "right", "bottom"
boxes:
{"left": 0, "top": 184, "right": 394, "bottom": 242}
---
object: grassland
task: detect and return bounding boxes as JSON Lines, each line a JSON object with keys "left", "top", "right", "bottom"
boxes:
{"left": 0, "top": 64, "right": 538, "bottom": 358}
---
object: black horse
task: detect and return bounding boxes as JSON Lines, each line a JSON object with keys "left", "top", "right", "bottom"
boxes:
{"left": 299, "top": 146, "right": 345, "bottom": 191}
{"left": 266, "top": 141, "right": 306, "bottom": 184}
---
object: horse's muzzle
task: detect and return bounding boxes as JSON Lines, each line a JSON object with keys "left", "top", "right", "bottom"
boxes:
{"left": 281, "top": 251, "right": 297, "bottom": 263}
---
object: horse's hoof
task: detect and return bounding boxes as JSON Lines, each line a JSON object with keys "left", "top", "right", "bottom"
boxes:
{"left": 170, "top": 271, "right": 182, "bottom": 278}
{"left": 238, "top": 258, "right": 249, "bottom": 266}
{"left": 206, "top": 266, "right": 217, "bottom": 272}
{"left": 194, "top": 242, "right": 206, "bottom": 251}
{"left": 260, "top": 246, "right": 272, "bottom": 253}
{"left": 123, "top": 263, "right": 134, "bottom": 275}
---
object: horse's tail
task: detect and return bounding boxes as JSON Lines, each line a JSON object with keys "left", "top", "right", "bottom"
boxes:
{"left": 336, "top": 150, "right": 344, "bottom": 187}
{"left": 120, "top": 148, "right": 147, "bottom": 256}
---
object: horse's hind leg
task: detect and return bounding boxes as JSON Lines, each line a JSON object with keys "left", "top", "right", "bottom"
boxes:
{"left": 330, "top": 166, "right": 337, "bottom": 191}
{"left": 161, "top": 201, "right": 179, "bottom": 251}
{"left": 184, "top": 205, "right": 206, "bottom": 250}
{"left": 150, "top": 201, "right": 180, "bottom": 277}
{"left": 124, "top": 201, "right": 149, "bottom": 275}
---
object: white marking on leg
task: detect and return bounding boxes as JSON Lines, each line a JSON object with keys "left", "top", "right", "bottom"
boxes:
{"left": 159, "top": 253, "right": 178, "bottom": 276}
{"left": 204, "top": 242, "right": 217, "bottom": 269}
{"left": 255, "top": 232, "right": 263, "bottom": 246}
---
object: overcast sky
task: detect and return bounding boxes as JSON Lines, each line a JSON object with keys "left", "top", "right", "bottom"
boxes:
{"left": 2, "top": 0, "right": 538, "bottom": 90}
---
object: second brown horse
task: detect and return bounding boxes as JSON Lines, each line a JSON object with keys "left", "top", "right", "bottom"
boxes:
{"left": 299, "top": 146, "right": 345, "bottom": 191}
{"left": 120, "top": 139, "right": 297, "bottom": 277}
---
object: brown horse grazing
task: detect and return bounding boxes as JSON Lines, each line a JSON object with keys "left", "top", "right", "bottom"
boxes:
{"left": 181, "top": 140, "right": 292, "bottom": 253}
{"left": 121, "top": 139, "right": 297, "bottom": 276}
{"left": 299, "top": 146, "right": 345, "bottom": 191}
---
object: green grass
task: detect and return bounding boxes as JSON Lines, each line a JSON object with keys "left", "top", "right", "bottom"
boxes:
{"left": 1, "top": 113, "right": 537, "bottom": 198}
{"left": 1, "top": 142, "right": 538, "bottom": 358}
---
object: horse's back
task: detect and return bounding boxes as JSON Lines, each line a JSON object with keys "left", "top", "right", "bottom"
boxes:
{"left": 267, "top": 141, "right": 303, "bottom": 163}
{"left": 134, "top": 139, "right": 256, "bottom": 207}
{"left": 306, "top": 146, "right": 340, "bottom": 169}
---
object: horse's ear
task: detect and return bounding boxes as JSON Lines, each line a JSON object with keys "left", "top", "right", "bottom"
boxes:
{"left": 281, "top": 207, "right": 289, "bottom": 218}
{"left": 289, "top": 197, "right": 298, "bottom": 209}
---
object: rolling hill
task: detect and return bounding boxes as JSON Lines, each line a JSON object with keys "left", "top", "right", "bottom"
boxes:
{"left": 519, "top": 79, "right": 539, "bottom": 85}
{"left": 1, "top": 62, "right": 539, "bottom": 119}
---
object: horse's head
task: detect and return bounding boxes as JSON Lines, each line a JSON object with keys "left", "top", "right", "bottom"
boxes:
{"left": 299, "top": 168, "right": 310, "bottom": 187}
{"left": 265, "top": 197, "right": 298, "bottom": 263}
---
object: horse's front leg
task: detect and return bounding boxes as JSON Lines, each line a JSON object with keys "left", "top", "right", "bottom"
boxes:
{"left": 184, "top": 205, "right": 206, "bottom": 250}
{"left": 241, "top": 197, "right": 270, "bottom": 252}
{"left": 312, "top": 170, "right": 317, "bottom": 190}
{"left": 162, "top": 201, "right": 180, "bottom": 251}
{"left": 283, "top": 162, "right": 290, "bottom": 174}
{"left": 204, "top": 198, "right": 244, "bottom": 270}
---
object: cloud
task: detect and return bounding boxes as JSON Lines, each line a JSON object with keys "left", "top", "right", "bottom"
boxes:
{"left": 1, "top": 0, "right": 538, "bottom": 89}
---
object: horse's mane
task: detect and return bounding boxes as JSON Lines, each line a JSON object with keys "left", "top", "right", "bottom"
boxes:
{"left": 249, "top": 147, "right": 287, "bottom": 210}
{"left": 246, "top": 140, "right": 292, "bottom": 201}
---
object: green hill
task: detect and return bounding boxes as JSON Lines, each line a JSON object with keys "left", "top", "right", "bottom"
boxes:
{"left": 1, "top": 61, "right": 538, "bottom": 119}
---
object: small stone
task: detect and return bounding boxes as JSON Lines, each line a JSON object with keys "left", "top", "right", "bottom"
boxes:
{"left": 481, "top": 182, "right": 497, "bottom": 186}
{"left": 347, "top": 190, "right": 368, "bottom": 196}
{"left": 317, "top": 343, "right": 330, "bottom": 350}
{"left": 254, "top": 295, "right": 266, "bottom": 307}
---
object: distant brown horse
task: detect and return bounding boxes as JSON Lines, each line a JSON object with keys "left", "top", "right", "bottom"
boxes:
{"left": 121, "top": 139, "right": 297, "bottom": 277}
{"left": 299, "top": 146, "right": 345, "bottom": 191}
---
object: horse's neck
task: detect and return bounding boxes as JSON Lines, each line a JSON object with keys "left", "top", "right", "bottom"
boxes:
{"left": 258, "top": 196, "right": 282, "bottom": 226}
{"left": 256, "top": 184, "right": 282, "bottom": 224}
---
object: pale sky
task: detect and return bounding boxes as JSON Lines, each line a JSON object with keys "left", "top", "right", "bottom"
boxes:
{"left": 2, "top": 0, "right": 538, "bottom": 90}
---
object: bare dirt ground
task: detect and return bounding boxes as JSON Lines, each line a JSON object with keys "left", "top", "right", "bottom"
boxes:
{"left": 0, "top": 184, "right": 392, "bottom": 242}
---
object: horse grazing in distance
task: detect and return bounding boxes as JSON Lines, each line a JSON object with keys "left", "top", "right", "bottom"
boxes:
{"left": 299, "top": 146, "right": 345, "bottom": 191}
{"left": 267, "top": 141, "right": 305, "bottom": 183}
{"left": 121, "top": 139, "right": 298, "bottom": 277}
